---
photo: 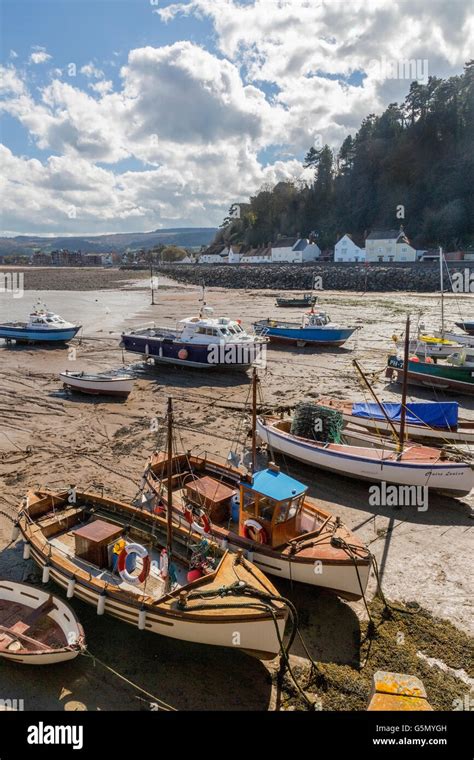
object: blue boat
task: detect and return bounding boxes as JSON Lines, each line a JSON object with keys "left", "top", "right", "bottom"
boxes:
{"left": 253, "top": 310, "right": 358, "bottom": 347}
{"left": 0, "top": 305, "right": 81, "bottom": 344}
{"left": 121, "top": 308, "right": 267, "bottom": 370}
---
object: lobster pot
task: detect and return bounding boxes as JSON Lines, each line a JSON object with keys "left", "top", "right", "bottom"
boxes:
{"left": 291, "top": 402, "right": 344, "bottom": 443}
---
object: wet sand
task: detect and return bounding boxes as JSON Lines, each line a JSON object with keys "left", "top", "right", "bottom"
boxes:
{"left": 0, "top": 271, "right": 472, "bottom": 710}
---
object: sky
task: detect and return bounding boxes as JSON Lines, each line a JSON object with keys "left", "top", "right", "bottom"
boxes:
{"left": 0, "top": 0, "right": 472, "bottom": 236}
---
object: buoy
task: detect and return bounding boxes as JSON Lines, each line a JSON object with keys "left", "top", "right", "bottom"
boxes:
{"left": 11, "top": 522, "right": 20, "bottom": 542}
{"left": 178, "top": 348, "right": 188, "bottom": 360}
{"left": 118, "top": 542, "right": 150, "bottom": 586}
{"left": 97, "top": 591, "right": 106, "bottom": 616}
{"left": 67, "top": 577, "right": 76, "bottom": 599}
{"left": 187, "top": 568, "right": 203, "bottom": 583}
{"left": 42, "top": 563, "right": 50, "bottom": 583}
{"left": 409, "top": 356, "right": 420, "bottom": 362}
{"left": 23, "top": 542, "right": 31, "bottom": 560}
{"left": 243, "top": 519, "right": 267, "bottom": 544}
{"left": 138, "top": 606, "right": 146, "bottom": 631}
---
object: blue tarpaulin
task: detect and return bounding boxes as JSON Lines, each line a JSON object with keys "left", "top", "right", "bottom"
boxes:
{"left": 351, "top": 402, "right": 459, "bottom": 429}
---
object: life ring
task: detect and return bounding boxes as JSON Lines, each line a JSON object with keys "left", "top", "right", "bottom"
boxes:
{"left": 243, "top": 519, "right": 267, "bottom": 544}
{"left": 178, "top": 348, "right": 188, "bottom": 360}
{"left": 117, "top": 543, "right": 150, "bottom": 585}
{"left": 184, "top": 506, "right": 211, "bottom": 534}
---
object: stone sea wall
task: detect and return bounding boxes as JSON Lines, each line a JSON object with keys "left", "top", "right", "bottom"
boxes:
{"left": 155, "top": 261, "right": 472, "bottom": 292}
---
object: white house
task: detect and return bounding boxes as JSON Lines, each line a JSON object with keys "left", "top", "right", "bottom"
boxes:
{"left": 334, "top": 234, "right": 366, "bottom": 262}
{"left": 271, "top": 237, "right": 321, "bottom": 263}
{"left": 176, "top": 254, "right": 196, "bottom": 264}
{"left": 198, "top": 247, "right": 229, "bottom": 264}
{"left": 240, "top": 246, "right": 272, "bottom": 263}
{"left": 365, "top": 228, "right": 416, "bottom": 262}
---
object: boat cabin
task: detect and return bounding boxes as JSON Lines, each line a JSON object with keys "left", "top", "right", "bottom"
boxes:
{"left": 239, "top": 465, "right": 307, "bottom": 547}
{"left": 178, "top": 315, "right": 250, "bottom": 344}
{"left": 303, "top": 310, "right": 331, "bottom": 328}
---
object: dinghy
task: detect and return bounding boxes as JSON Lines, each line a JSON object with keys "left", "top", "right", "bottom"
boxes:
{"left": 60, "top": 370, "right": 135, "bottom": 398}
{"left": 0, "top": 580, "right": 85, "bottom": 664}
{"left": 18, "top": 477, "right": 288, "bottom": 659}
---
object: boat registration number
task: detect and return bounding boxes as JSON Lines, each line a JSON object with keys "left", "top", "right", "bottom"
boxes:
{"left": 388, "top": 356, "right": 403, "bottom": 369}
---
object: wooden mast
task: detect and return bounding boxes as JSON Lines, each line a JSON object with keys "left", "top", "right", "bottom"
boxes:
{"left": 251, "top": 368, "right": 258, "bottom": 472}
{"left": 166, "top": 397, "right": 173, "bottom": 558}
{"left": 352, "top": 359, "right": 400, "bottom": 443}
{"left": 398, "top": 315, "right": 410, "bottom": 456}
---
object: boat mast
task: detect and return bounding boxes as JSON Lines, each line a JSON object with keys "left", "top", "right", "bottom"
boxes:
{"left": 398, "top": 315, "right": 410, "bottom": 456}
{"left": 251, "top": 368, "right": 258, "bottom": 472}
{"left": 166, "top": 397, "right": 173, "bottom": 559}
{"left": 352, "top": 359, "right": 401, "bottom": 444}
{"left": 439, "top": 246, "right": 444, "bottom": 338}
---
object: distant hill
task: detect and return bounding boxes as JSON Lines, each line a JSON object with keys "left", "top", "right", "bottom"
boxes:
{"left": 0, "top": 227, "right": 217, "bottom": 255}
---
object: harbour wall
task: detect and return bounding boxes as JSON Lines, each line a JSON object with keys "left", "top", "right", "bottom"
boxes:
{"left": 153, "top": 261, "right": 474, "bottom": 293}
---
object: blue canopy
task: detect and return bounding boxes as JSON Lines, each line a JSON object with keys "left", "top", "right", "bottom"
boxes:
{"left": 351, "top": 401, "right": 459, "bottom": 429}
{"left": 241, "top": 468, "right": 306, "bottom": 501}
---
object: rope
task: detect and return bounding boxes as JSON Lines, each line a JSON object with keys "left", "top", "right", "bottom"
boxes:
{"left": 80, "top": 648, "right": 177, "bottom": 711}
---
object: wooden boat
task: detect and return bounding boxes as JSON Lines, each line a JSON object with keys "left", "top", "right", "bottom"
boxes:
{"left": 0, "top": 580, "right": 85, "bottom": 664}
{"left": 315, "top": 396, "right": 474, "bottom": 446}
{"left": 275, "top": 294, "right": 318, "bottom": 308}
{"left": 60, "top": 370, "right": 135, "bottom": 397}
{"left": 142, "top": 455, "right": 371, "bottom": 602}
{"left": 17, "top": 488, "right": 288, "bottom": 659}
{"left": 253, "top": 309, "right": 358, "bottom": 347}
{"left": 256, "top": 415, "right": 474, "bottom": 496}
{"left": 386, "top": 354, "right": 474, "bottom": 396}
{"left": 0, "top": 303, "right": 80, "bottom": 345}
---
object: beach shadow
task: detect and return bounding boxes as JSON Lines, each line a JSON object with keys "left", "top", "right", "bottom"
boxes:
{"left": 269, "top": 453, "right": 474, "bottom": 527}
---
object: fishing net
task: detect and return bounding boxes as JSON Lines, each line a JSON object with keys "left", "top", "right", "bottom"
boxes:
{"left": 290, "top": 401, "right": 344, "bottom": 443}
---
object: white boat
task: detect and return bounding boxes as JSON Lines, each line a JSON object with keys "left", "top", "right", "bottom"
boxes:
{"left": 0, "top": 580, "right": 85, "bottom": 665}
{"left": 60, "top": 370, "right": 135, "bottom": 397}
{"left": 256, "top": 416, "right": 474, "bottom": 496}
{"left": 410, "top": 333, "right": 462, "bottom": 359}
{"left": 0, "top": 303, "right": 81, "bottom": 344}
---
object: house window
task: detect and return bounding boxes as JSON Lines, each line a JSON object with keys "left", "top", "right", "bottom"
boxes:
{"left": 388, "top": 256, "right": 394, "bottom": 262}
{"left": 378, "top": 256, "right": 383, "bottom": 262}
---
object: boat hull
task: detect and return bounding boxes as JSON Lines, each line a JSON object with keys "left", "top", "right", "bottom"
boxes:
{"left": 257, "top": 418, "right": 473, "bottom": 496}
{"left": 121, "top": 334, "right": 262, "bottom": 369}
{"left": 253, "top": 322, "right": 356, "bottom": 347}
{"left": 60, "top": 373, "right": 134, "bottom": 397}
{"left": 386, "top": 355, "right": 474, "bottom": 396}
{"left": 0, "top": 326, "right": 81, "bottom": 344}
{"left": 455, "top": 322, "right": 474, "bottom": 335}
{"left": 0, "top": 580, "right": 84, "bottom": 664}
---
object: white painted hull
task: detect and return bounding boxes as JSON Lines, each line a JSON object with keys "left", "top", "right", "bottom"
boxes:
{"left": 28, "top": 546, "right": 285, "bottom": 657}
{"left": 0, "top": 580, "right": 84, "bottom": 665}
{"left": 60, "top": 373, "right": 134, "bottom": 396}
{"left": 257, "top": 419, "right": 474, "bottom": 496}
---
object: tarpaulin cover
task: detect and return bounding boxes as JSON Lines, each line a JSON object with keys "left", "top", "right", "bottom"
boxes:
{"left": 351, "top": 402, "right": 459, "bottom": 428}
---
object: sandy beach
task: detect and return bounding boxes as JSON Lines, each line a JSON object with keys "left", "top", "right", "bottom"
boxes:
{"left": 0, "top": 269, "right": 472, "bottom": 711}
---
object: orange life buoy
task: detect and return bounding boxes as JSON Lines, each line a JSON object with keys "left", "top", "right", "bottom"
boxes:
{"left": 243, "top": 519, "right": 267, "bottom": 544}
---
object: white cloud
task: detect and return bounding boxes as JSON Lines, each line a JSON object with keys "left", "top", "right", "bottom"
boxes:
{"left": 80, "top": 62, "right": 105, "bottom": 79}
{"left": 29, "top": 47, "right": 52, "bottom": 65}
{"left": 1, "top": 0, "right": 472, "bottom": 234}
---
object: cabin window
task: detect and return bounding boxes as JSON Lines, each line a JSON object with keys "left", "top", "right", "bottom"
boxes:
{"left": 196, "top": 327, "right": 207, "bottom": 334}
{"left": 257, "top": 496, "right": 274, "bottom": 522}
